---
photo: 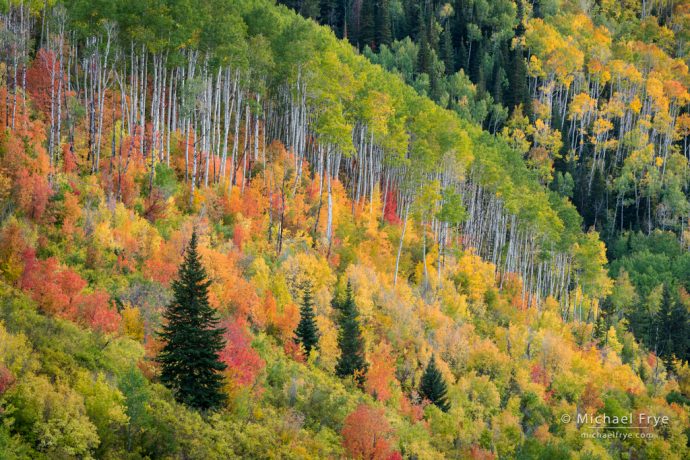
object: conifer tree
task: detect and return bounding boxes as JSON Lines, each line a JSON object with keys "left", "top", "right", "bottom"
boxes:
{"left": 294, "top": 282, "right": 320, "bottom": 356}
{"left": 158, "top": 231, "right": 227, "bottom": 411}
{"left": 335, "top": 281, "right": 368, "bottom": 386}
{"left": 655, "top": 284, "right": 689, "bottom": 371}
{"left": 375, "top": 0, "right": 392, "bottom": 48}
{"left": 420, "top": 355, "right": 450, "bottom": 412}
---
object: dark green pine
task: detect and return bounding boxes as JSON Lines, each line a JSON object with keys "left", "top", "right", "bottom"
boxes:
{"left": 335, "top": 281, "right": 368, "bottom": 387}
{"left": 420, "top": 355, "right": 450, "bottom": 412}
{"left": 158, "top": 231, "right": 227, "bottom": 411}
{"left": 294, "top": 282, "right": 320, "bottom": 356}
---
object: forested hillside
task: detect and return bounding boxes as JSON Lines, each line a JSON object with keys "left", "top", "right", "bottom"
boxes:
{"left": 0, "top": 0, "right": 688, "bottom": 458}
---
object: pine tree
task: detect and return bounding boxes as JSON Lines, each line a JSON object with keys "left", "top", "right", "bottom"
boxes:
{"left": 294, "top": 282, "right": 320, "bottom": 356}
{"left": 158, "top": 231, "right": 227, "bottom": 411}
{"left": 335, "top": 282, "right": 368, "bottom": 386}
{"left": 420, "top": 355, "right": 450, "bottom": 412}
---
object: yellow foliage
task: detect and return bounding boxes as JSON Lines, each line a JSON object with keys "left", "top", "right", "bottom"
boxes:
{"left": 121, "top": 305, "right": 145, "bottom": 341}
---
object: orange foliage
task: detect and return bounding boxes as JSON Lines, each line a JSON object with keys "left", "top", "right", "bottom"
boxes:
{"left": 273, "top": 302, "right": 300, "bottom": 343}
{"left": 200, "top": 248, "right": 263, "bottom": 323}
{"left": 341, "top": 404, "right": 396, "bottom": 460}
{"left": 15, "top": 168, "right": 51, "bottom": 221}
{"left": 365, "top": 341, "right": 397, "bottom": 402}
{"left": 0, "top": 220, "right": 28, "bottom": 283}
{"left": 468, "top": 445, "right": 496, "bottom": 460}
{"left": 399, "top": 396, "right": 425, "bottom": 422}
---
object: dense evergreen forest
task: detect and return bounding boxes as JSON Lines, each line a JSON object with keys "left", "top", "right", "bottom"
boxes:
{"left": 0, "top": 0, "right": 687, "bottom": 458}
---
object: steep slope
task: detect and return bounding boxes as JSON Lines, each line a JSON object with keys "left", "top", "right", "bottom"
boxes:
{"left": 0, "top": 0, "right": 687, "bottom": 459}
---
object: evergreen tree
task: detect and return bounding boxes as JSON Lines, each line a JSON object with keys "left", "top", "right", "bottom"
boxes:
{"left": 294, "top": 282, "right": 320, "bottom": 356}
{"left": 419, "top": 355, "right": 450, "bottom": 412}
{"left": 300, "top": 0, "right": 321, "bottom": 20}
{"left": 375, "top": 0, "right": 392, "bottom": 48}
{"left": 655, "top": 284, "right": 689, "bottom": 371}
{"left": 594, "top": 297, "right": 614, "bottom": 347}
{"left": 158, "top": 232, "right": 227, "bottom": 411}
{"left": 441, "top": 23, "right": 455, "bottom": 75}
{"left": 335, "top": 282, "right": 368, "bottom": 386}
{"left": 359, "top": 0, "right": 376, "bottom": 49}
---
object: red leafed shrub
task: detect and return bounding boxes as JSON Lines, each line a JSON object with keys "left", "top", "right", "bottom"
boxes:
{"left": 78, "top": 290, "right": 121, "bottom": 334}
{"left": 219, "top": 317, "right": 265, "bottom": 387}
{"left": 20, "top": 249, "right": 121, "bottom": 333}
{"left": 21, "top": 249, "right": 83, "bottom": 318}
{"left": 341, "top": 404, "right": 396, "bottom": 460}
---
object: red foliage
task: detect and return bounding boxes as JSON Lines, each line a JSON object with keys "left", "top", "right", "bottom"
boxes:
{"left": 383, "top": 190, "right": 401, "bottom": 225}
{"left": 469, "top": 445, "right": 496, "bottom": 460}
{"left": 341, "top": 404, "right": 396, "bottom": 460}
{"left": 78, "top": 290, "right": 121, "bottom": 334}
{"left": 530, "top": 363, "right": 548, "bottom": 386}
{"left": 144, "top": 189, "right": 168, "bottom": 223}
{"left": 0, "top": 365, "right": 15, "bottom": 395}
{"left": 219, "top": 317, "right": 265, "bottom": 387}
{"left": 283, "top": 339, "right": 305, "bottom": 363}
{"left": 26, "top": 49, "right": 62, "bottom": 118}
{"left": 21, "top": 249, "right": 82, "bottom": 317}
{"left": 20, "top": 249, "right": 121, "bottom": 333}
{"left": 62, "top": 143, "right": 78, "bottom": 173}
{"left": 233, "top": 223, "right": 247, "bottom": 251}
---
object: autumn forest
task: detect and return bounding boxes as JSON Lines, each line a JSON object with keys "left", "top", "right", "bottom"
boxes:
{"left": 0, "top": 0, "right": 689, "bottom": 458}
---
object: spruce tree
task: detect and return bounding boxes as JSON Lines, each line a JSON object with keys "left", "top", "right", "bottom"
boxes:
{"left": 158, "top": 231, "right": 227, "bottom": 411}
{"left": 294, "top": 282, "right": 320, "bottom": 356}
{"left": 420, "top": 355, "right": 450, "bottom": 412}
{"left": 335, "top": 282, "right": 368, "bottom": 386}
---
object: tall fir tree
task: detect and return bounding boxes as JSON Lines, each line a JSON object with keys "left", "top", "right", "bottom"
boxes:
{"left": 294, "top": 282, "right": 320, "bottom": 356}
{"left": 420, "top": 355, "right": 450, "bottom": 412}
{"left": 158, "top": 231, "right": 227, "bottom": 411}
{"left": 335, "top": 281, "right": 368, "bottom": 386}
